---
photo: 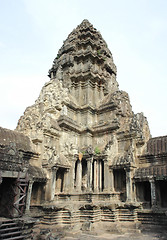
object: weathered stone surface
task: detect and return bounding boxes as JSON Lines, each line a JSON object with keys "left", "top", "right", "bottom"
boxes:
{"left": 16, "top": 20, "right": 150, "bottom": 172}
{"left": 15, "top": 19, "right": 151, "bottom": 210}
{"left": 1, "top": 19, "right": 167, "bottom": 236}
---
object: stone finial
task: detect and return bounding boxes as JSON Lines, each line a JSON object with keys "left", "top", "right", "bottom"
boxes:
{"left": 79, "top": 19, "right": 93, "bottom": 27}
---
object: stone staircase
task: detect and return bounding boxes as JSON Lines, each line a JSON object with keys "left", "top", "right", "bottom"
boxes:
{"left": 137, "top": 211, "right": 167, "bottom": 236}
{"left": 138, "top": 211, "right": 167, "bottom": 226}
{"left": 0, "top": 218, "right": 34, "bottom": 240}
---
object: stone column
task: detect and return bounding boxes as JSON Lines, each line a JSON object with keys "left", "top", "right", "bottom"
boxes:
{"left": 103, "top": 160, "right": 110, "bottom": 192}
{"left": 25, "top": 180, "right": 34, "bottom": 213}
{"left": 76, "top": 160, "right": 82, "bottom": 192}
{"left": 132, "top": 181, "right": 137, "bottom": 202}
{"left": 109, "top": 168, "right": 114, "bottom": 191}
{"left": 94, "top": 160, "right": 98, "bottom": 192}
{"left": 87, "top": 157, "right": 93, "bottom": 192}
{"left": 69, "top": 160, "right": 75, "bottom": 192}
{"left": 63, "top": 169, "right": 70, "bottom": 193}
{"left": 126, "top": 168, "right": 133, "bottom": 202}
{"left": 51, "top": 167, "right": 58, "bottom": 200}
{"left": 97, "top": 160, "right": 99, "bottom": 191}
{"left": 149, "top": 179, "right": 157, "bottom": 208}
{"left": 45, "top": 169, "right": 53, "bottom": 201}
{"left": 99, "top": 160, "right": 102, "bottom": 192}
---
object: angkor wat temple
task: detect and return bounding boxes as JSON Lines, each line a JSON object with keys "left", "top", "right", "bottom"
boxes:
{"left": 0, "top": 20, "right": 167, "bottom": 239}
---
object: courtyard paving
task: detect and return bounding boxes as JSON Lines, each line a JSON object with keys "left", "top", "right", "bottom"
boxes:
{"left": 62, "top": 231, "right": 167, "bottom": 240}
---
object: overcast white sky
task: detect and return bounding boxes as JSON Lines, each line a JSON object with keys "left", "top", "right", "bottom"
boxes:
{"left": 0, "top": 0, "right": 166, "bottom": 137}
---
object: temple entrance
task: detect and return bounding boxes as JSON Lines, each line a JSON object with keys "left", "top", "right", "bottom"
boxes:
{"left": 113, "top": 169, "right": 126, "bottom": 201}
{"left": 74, "top": 158, "right": 104, "bottom": 192}
{"left": 135, "top": 181, "right": 151, "bottom": 208}
{"left": 0, "top": 178, "right": 16, "bottom": 217}
{"left": 157, "top": 180, "right": 167, "bottom": 208}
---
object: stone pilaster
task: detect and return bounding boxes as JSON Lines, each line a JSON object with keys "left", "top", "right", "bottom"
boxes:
{"left": 126, "top": 168, "right": 133, "bottom": 202}
{"left": 99, "top": 160, "right": 102, "bottom": 192}
{"left": 51, "top": 167, "right": 58, "bottom": 200}
{"left": 25, "top": 180, "right": 34, "bottom": 213}
{"left": 94, "top": 159, "right": 98, "bottom": 192}
{"left": 45, "top": 169, "right": 52, "bottom": 201}
{"left": 76, "top": 160, "right": 82, "bottom": 192}
{"left": 149, "top": 179, "right": 157, "bottom": 209}
{"left": 109, "top": 168, "right": 114, "bottom": 191}
{"left": 69, "top": 160, "right": 76, "bottom": 192}
{"left": 103, "top": 160, "right": 109, "bottom": 192}
{"left": 132, "top": 181, "right": 137, "bottom": 202}
{"left": 63, "top": 169, "right": 70, "bottom": 193}
{"left": 87, "top": 157, "right": 93, "bottom": 192}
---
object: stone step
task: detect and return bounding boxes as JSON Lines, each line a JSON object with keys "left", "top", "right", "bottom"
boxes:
{"left": 0, "top": 230, "right": 22, "bottom": 238}
{"left": 0, "top": 226, "right": 21, "bottom": 233}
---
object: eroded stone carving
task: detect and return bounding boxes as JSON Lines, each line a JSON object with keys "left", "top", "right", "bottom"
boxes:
{"left": 15, "top": 20, "right": 167, "bottom": 234}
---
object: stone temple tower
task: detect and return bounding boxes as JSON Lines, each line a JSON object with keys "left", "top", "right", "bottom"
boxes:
{"left": 16, "top": 20, "right": 151, "bottom": 229}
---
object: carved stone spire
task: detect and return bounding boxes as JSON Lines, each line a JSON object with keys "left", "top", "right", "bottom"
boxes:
{"left": 48, "top": 19, "right": 118, "bottom": 103}
{"left": 16, "top": 19, "right": 150, "bottom": 170}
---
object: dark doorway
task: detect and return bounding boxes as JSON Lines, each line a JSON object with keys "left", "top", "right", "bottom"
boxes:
{"left": 74, "top": 160, "right": 78, "bottom": 189}
{"left": 158, "top": 181, "right": 167, "bottom": 208}
{"left": 0, "top": 178, "right": 16, "bottom": 217}
{"left": 135, "top": 181, "right": 151, "bottom": 208}
{"left": 81, "top": 159, "right": 87, "bottom": 191}
{"left": 113, "top": 169, "right": 126, "bottom": 201}
{"left": 56, "top": 168, "right": 65, "bottom": 192}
